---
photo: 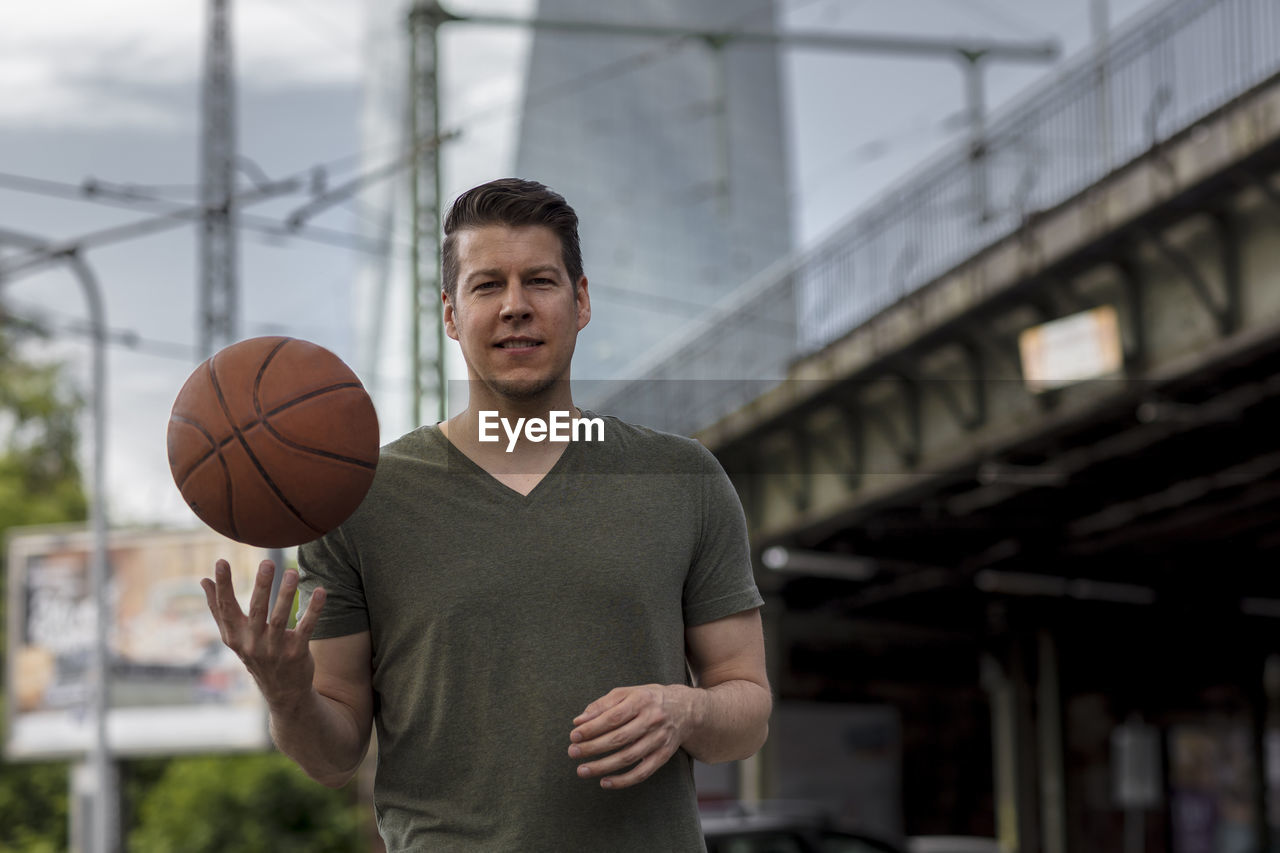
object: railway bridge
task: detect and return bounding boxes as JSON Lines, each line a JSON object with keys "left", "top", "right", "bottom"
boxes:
{"left": 602, "top": 0, "right": 1280, "bottom": 849}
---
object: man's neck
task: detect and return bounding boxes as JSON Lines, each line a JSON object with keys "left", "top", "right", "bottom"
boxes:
{"left": 442, "top": 396, "right": 580, "bottom": 464}
{"left": 439, "top": 402, "right": 582, "bottom": 495}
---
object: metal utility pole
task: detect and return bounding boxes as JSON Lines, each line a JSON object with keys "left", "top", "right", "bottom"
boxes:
{"left": 199, "top": 0, "right": 239, "bottom": 360}
{"left": 67, "top": 253, "right": 115, "bottom": 853}
{"left": 958, "top": 50, "right": 991, "bottom": 220}
{"left": 1091, "top": 0, "right": 1111, "bottom": 54}
{"left": 1092, "top": 0, "right": 1114, "bottom": 170}
{"left": 407, "top": 2, "right": 455, "bottom": 426}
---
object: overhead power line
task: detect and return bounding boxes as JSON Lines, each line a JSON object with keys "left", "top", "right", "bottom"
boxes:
{"left": 280, "top": 0, "right": 1061, "bottom": 231}
{"left": 258, "top": 0, "right": 363, "bottom": 52}
{"left": 0, "top": 171, "right": 398, "bottom": 258}
{"left": 0, "top": 181, "right": 298, "bottom": 281}
{"left": 960, "top": 0, "right": 1045, "bottom": 38}
{"left": 2, "top": 299, "right": 199, "bottom": 361}
{"left": 441, "top": 5, "right": 1058, "bottom": 61}
{"left": 285, "top": 129, "right": 459, "bottom": 229}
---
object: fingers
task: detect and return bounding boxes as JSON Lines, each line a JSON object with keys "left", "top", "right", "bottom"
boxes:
{"left": 571, "top": 713, "right": 649, "bottom": 769}
{"left": 572, "top": 687, "right": 633, "bottom": 732}
{"left": 576, "top": 727, "right": 675, "bottom": 790}
{"left": 266, "top": 567, "right": 299, "bottom": 633}
{"left": 200, "top": 558, "right": 323, "bottom": 709}
{"left": 202, "top": 559, "right": 319, "bottom": 645}
{"left": 200, "top": 576, "right": 216, "bottom": 609}
{"left": 200, "top": 574, "right": 227, "bottom": 646}
{"left": 593, "top": 731, "right": 674, "bottom": 789}
{"left": 572, "top": 696, "right": 608, "bottom": 726}
{"left": 570, "top": 685, "right": 681, "bottom": 790}
{"left": 293, "top": 586, "right": 327, "bottom": 643}
{"left": 246, "top": 560, "right": 276, "bottom": 625}
{"left": 570, "top": 685, "right": 693, "bottom": 790}
{"left": 210, "top": 559, "right": 246, "bottom": 623}
{"left": 569, "top": 702, "right": 644, "bottom": 758}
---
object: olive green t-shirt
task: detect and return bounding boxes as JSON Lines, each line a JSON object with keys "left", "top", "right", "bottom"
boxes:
{"left": 297, "top": 414, "right": 763, "bottom": 852}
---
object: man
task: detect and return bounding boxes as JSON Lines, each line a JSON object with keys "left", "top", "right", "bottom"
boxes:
{"left": 201, "top": 178, "right": 771, "bottom": 851}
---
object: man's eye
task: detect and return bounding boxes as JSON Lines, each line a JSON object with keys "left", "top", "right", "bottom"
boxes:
{"left": 531, "top": 278, "right": 555, "bottom": 285}
{"left": 476, "top": 281, "right": 500, "bottom": 290}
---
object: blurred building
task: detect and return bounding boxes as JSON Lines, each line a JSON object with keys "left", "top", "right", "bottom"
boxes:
{"left": 514, "top": 0, "right": 792, "bottom": 380}
{"left": 352, "top": 0, "right": 792, "bottom": 432}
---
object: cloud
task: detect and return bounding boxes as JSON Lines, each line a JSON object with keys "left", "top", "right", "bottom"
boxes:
{"left": 0, "top": 0, "right": 365, "bottom": 130}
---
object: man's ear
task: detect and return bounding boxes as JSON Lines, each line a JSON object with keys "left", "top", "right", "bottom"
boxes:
{"left": 443, "top": 290, "right": 459, "bottom": 341}
{"left": 575, "top": 276, "right": 591, "bottom": 331}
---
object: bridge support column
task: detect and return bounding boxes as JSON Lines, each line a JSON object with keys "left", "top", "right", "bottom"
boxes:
{"left": 984, "top": 614, "right": 1056, "bottom": 853}
{"left": 1038, "top": 630, "right": 1067, "bottom": 853}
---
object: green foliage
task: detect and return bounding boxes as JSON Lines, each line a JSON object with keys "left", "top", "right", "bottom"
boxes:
{"left": 0, "top": 314, "right": 86, "bottom": 524}
{"left": 127, "top": 753, "right": 362, "bottom": 853}
{"left": 0, "top": 761, "right": 69, "bottom": 852}
{"left": 0, "top": 315, "right": 368, "bottom": 851}
{"left": 0, "top": 313, "right": 86, "bottom": 852}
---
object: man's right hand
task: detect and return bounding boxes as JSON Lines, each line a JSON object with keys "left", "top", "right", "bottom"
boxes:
{"left": 200, "top": 558, "right": 326, "bottom": 711}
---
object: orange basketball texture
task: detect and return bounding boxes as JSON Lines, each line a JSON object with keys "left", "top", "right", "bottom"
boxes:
{"left": 167, "top": 337, "right": 379, "bottom": 548}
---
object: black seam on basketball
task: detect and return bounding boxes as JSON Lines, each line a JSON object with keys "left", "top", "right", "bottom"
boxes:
{"left": 169, "top": 414, "right": 236, "bottom": 533}
{"left": 256, "top": 338, "right": 292, "bottom": 393}
{"left": 169, "top": 414, "right": 220, "bottom": 489}
{"left": 260, "top": 418, "right": 379, "bottom": 469}
{"left": 251, "top": 344, "right": 376, "bottom": 469}
{"left": 212, "top": 351, "right": 324, "bottom": 535}
{"left": 263, "top": 382, "right": 365, "bottom": 418}
{"left": 204, "top": 361, "right": 241, "bottom": 541}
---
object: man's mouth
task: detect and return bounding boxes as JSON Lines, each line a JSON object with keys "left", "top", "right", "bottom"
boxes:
{"left": 496, "top": 339, "right": 542, "bottom": 349}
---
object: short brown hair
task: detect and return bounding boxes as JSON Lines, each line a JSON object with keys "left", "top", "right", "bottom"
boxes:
{"left": 441, "top": 178, "right": 583, "bottom": 301}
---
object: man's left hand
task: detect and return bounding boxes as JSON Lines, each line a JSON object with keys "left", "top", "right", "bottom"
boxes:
{"left": 568, "top": 684, "right": 695, "bottom": 789}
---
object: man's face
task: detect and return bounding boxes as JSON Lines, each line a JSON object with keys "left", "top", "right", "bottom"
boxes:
{"left": 444, "top": 224, "right": 590, "bottom": 403}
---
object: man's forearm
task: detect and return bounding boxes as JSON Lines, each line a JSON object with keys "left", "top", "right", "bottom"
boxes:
{"left": 268, "top": 688, "right": 371, "bottom": 788}
{"left": 677, "top": 678, "right": 772, "bottom": 765}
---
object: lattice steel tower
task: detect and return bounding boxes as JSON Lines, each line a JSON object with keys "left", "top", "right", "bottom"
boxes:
{"left": 199, "top": 0, "right": 238, "bottom": 359}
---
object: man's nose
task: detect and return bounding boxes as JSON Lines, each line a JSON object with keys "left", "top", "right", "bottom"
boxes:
{"left": 501, "top": 282, "right": 532, "bottom": 320}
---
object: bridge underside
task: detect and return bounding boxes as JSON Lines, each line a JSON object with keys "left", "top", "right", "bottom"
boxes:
{"left": 771, "top": 326, "right": 1280, "bottom": 628}
{"left": 706, "top": 74, "right": 1280, "bottom": 846}
{"left": 705, "top": 74, "right": 1280, "bottom": 628}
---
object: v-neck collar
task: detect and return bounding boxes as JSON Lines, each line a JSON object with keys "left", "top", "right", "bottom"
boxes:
{"left": 428, "top": 417, "right": 586, "bottom": 504}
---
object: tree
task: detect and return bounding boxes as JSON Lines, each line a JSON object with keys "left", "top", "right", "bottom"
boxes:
{"left": 0, "top": 313, "right": 87, "bottom": 533}
{"left": 0, "top": 311, "right": 87, "bottom": 851}
{"left": 128, "top": 754, "right": 362, "bottom": 853}
{"left": 0, "top": 311, "right": 367, "bottom": 851}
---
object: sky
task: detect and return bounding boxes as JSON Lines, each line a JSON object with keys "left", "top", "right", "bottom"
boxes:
{"left": 0, "top": 0, "right": 1162, "bottom": 530}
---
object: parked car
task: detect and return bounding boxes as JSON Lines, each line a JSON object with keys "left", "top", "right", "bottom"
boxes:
{"left": 700, "top": 802, "right": 905, "bottom": 853}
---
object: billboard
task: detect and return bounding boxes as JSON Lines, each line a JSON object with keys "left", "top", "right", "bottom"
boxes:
{"left": 5, "top": 525, "right": 274, "bottom": 759}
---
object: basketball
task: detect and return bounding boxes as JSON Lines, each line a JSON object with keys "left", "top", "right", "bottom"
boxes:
{"left": 167, "top": 336, "right": 380, "bottom": 548}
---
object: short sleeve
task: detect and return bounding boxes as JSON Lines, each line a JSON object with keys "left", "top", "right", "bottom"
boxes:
{"left": 682, "top": 443, "right": 764, "bottom": 627}
{"left": 297, "top": 525, "right": 371, "bottom": 639}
